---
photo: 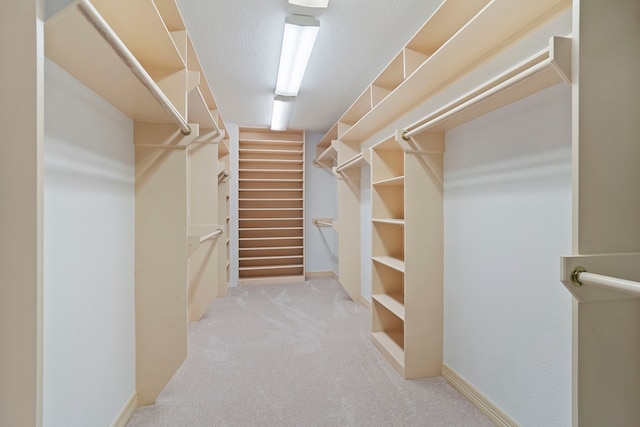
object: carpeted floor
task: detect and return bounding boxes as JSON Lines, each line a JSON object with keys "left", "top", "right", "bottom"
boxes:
{"left": 128, "top": 277, "right": 493, "bottom": 426}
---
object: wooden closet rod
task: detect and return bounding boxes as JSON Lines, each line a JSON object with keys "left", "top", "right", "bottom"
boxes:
{"left": 200, "top": 229, "right": 223, "bottom": 243}
{"left": 399, "top": 36, "right": 574, "bottom": 141}
{"left": 335, "top": 153, "right": 364, "bottom": 174}
{"left": 402, "top": 58, "right": 551, "bottom": 140}
{"left": 571, "top": 267, "right": 640, "bottom": 296}
{"left": 77, "top": 0, "right": 192, "bottom": 135}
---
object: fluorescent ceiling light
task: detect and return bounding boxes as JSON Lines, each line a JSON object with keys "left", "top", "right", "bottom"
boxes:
{"left": 271, "top": 95, "right": 296, "bottom": 131}
{"left": 275, "top": 15, "right": 320, "bottom": 97}
{"left": 288, "top": 0, "right": 329, "bottom": 8}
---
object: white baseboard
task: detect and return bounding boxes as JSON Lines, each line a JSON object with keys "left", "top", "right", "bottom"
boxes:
{"left": 441, "top": 363, "right": 520, "bottom": 427}
{"left": 305, "top": 271, "right": 339, "bottom": 281}
{"left": 111, "top": 391, "right": 138, "bottom": 427}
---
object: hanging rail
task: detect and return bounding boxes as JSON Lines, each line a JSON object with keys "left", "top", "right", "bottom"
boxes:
{"left": 335, "top": 152, "right": 365, "bottom": 174}
{"left": 401, "top": 37, "right": 571, "bottom": 140}
{"left": 313, "top": 142, "right": 337, "bottom": 167}
{"left": 571, "top": 266, "right": 640, "bottom": 296}
{"left": 313, "top": 218, "right": 334, "bottom": 227}
{"left": 200, "top": 228, "right": 223, "bottom": 243}
{"left": 77, "top": 0, "right": 192, "bottom": 135}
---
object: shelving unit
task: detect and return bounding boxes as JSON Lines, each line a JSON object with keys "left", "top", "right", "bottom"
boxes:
{"left": 318, "top": 0, "right": 571, "bottom": 145}
{"left": 370, "top": 133, "right": 444, "bottom": 379}
{"left": 45, "top": 0, "right": 229, "bottom": 406}
{"left": 238, "top": 128, "right": 305, "bottom": 284}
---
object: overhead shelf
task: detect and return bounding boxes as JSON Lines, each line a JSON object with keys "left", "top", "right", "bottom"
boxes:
{"left": 314, "top": 141, "right": 337, "bottom": 169}
{"left": 187, "top": 86, "right": 222, "bottom": 136}
{"left": 45, "top": 0, "right": 189, "bottom": 125}
{"left": 320, "top": 0, "right": 571, "bottom": 145}
{"left": 402, "top": 37, "right": 571, "bottom": 136}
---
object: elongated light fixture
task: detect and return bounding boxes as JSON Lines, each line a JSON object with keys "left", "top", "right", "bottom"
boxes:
{"left": 288, "top": 0, "right": 329, "bottom": 8}
{"left": 271, "top": 95, "right": 296, "bottom": 131}
{"left": 275, "top": 14, "right": 320, "bottom": 97}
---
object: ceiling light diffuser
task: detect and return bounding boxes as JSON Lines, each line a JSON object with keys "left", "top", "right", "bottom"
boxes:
{"left": 288, "top": 0, "right": 329, "bottom": 8}
{"left": 275, "top": 14, "right": 320, "bottom": 97}
{"left": 270, "top": 95, "right": 296, "bottom": 131}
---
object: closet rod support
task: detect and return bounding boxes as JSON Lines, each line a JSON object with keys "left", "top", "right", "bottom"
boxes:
{"left": 77, "top": 0, "right": 191, "bottom": 135}
{"left": 571, "top": 266, "right": 640, "bottom": 296}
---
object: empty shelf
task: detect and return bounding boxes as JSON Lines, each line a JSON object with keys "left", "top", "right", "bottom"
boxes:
{"left": 372, "top": 256, "right": 405, "bottom": 273}
{"left": 373, "top": 176, "right": 405, "bottom": 187}
{"left": 372, "top": 330, "right": 405, "bottom": 369}
{"left": 372, "top": 293, "right": 405, "bottom": 320}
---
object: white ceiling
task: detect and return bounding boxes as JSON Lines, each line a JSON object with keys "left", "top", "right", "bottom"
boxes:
{"left": 46, "top": 0, "right": 444, "bottom": 135}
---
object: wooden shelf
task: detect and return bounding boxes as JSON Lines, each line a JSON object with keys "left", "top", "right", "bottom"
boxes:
{"left": 45, "top": 0, "right": 188, "bottom": 124}
{"left": 370, "top": 133, "right": 444, "bottom": 379}
{"left": 239, "top": 264, "right": 303, "bottom": 272}
{"left": 373, "top": 176, "right": 405, "bottom": 187}
{"left": 405, "top": 37, "right": 571, "bottom": 134}
{"left": 372, "top": 293, "right": 405, "bottom": 320}
{"left": 45, "top": 0, "right": 229, "bottom": 407}
{"left": 240, "top": 255, "right": 304, "bottom": 261}
{"left": 372, "top": 218, "right": 405, "bottom": 226}
{"left": 320, "top": 0, "right": 571, "bottom": 144}
{"left": 372, "top": 256, "right": 405, "bottom": 273}
{"left": 240, "top": 159, "right": 303, "bottom": 164}
{"left": 238, "top": 128, "right": 305, "bottom": 281}
{"left": 314, "top": 141, "right": 337, "bottom": 169}
{"left": 187, "top": 86, "right": 221, "bottom": 134}
{"left": 372, "top": 331, "right": 405, "bottom": 371}
{"left": 240, "top": 148, "right": 303, "bottom": 155}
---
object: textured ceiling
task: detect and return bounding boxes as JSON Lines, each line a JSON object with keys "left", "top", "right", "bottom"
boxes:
{"left": 45, "top": 0, "right": 444, "bottom": 134}
{"left": 177, "top": 0, "right": 443, "bottom": 134}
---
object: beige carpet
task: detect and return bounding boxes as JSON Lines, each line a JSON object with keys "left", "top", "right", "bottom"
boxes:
{"left": 128, "top": 277, "right": 492, "bottom": 426}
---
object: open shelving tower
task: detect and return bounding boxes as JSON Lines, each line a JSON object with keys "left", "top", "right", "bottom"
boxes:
{"left": 238, "top": 128, "right": 305, "bottom": 285}
{"left": 370, "top": 133, "right": 444, "bottom": 379}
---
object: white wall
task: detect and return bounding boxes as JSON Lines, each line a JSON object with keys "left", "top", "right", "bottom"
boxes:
{"left": 43, "top": 59, "right": 135, "bottom": 427}
{"left": 443, "top": 84, "right": 572, "bottom": 425}
{"left": 305, "top": 132, "right": 338, "bottom": 274}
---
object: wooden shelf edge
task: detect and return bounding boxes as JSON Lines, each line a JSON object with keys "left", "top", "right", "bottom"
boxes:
{"left": 372, "top": 331, "right": 405, "bottom": 376}
{"left": 372, "top": 293, "right": 405, "bottom": 320}
{"left": 372, "top": 176, "right": 405, "bottom": 187}
{"left": 372, "top": 256, "right": 405, "bottom": 273}
{"left": 372, "top": 218, "right": 405, "bottom": 226}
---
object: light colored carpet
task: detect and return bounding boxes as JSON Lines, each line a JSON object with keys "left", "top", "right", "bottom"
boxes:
{"left": 128, "top": 277, "right": 493, "bottom": 426}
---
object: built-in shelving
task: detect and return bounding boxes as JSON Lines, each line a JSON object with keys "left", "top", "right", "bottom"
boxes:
{"left": 238, "top": 128, "right": 305, "bottom": 285}
{"left": 45, "top": 0, "right": 231, "bottom": 405}
{"left": 370, "top": 133, "right": 444, "bottom": 380}
{"left": 319, "top": 0, "right": 571, "bottom": 145}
